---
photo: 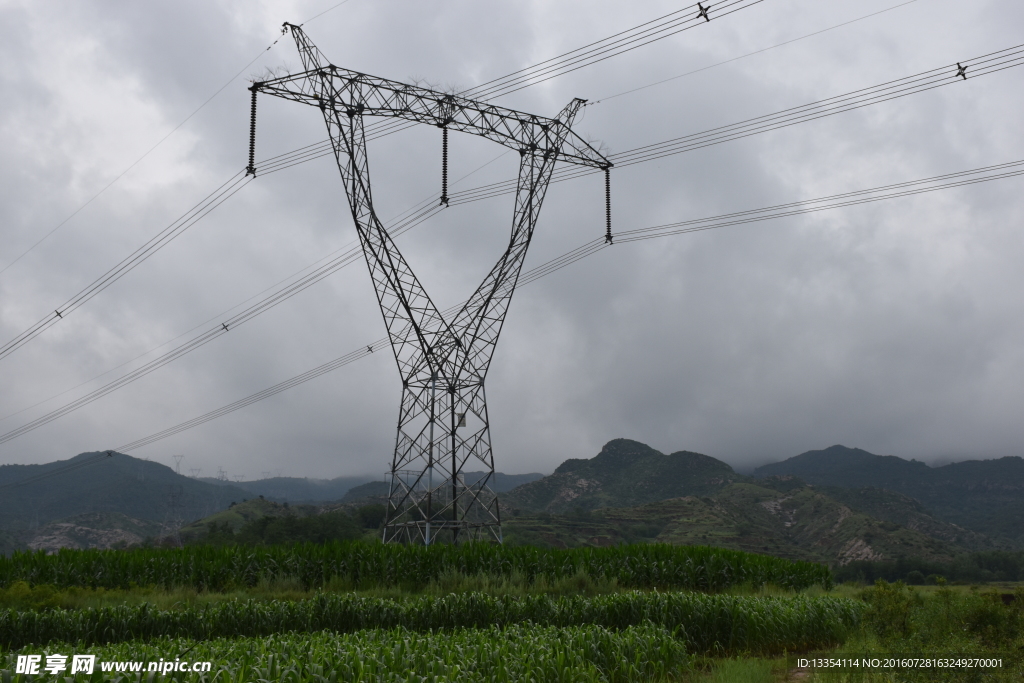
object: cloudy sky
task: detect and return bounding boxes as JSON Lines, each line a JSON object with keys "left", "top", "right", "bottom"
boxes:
{"left": 1, "top": 0, "right": 1022, "bottom": 480}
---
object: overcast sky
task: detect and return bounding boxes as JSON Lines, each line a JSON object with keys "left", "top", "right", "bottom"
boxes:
{"left": 1, "top": 0, "right": 1022, "bottom": 480}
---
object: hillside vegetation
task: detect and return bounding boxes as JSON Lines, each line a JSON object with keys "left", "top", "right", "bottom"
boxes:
{"left": 755, "top": 444, "right": 1024, "bottom": 544}
{"left": 502, "top": 439, "right": 739, "bottom": 513}
{"left": 500, "top": 439, "right": 994, "bottom": 567}
{"left": 0, "top": 452, "right": 249, "bottom": 538}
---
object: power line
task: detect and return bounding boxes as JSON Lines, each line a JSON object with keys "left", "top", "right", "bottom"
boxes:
{"left": 298, "top": 0, "right": 769, "bottom": 153}
{"left": 3, "top": 41, "right": 1019, "bottom": 440}
{"left": 0, "top": 197, "right": 454, "bottom": 447}
{"left": 0, "top": 451, "right": 114, "bottom": 491}
{"left": 0, "top": 0, "right": 752, "bottom": 362}
{"left": 247, "top": 40, "right": 1024, "bottom": 209}
{"left": 113, "top": 158, "right": 1024, "bottom": 453}
{"left": 0, "top": 151, "right": 506, "bottom": 428}
{"left": 0, "top": 0, "right": 358, "bottom": 280}
{"left": 588, "top": 0, "right": 920, "bottom": 105}
{"left": 0, "top": 173, "right": 253, "bottom": 362}
{"left": 0, "top": 26, "right": 300, "bottom": 279}
{"left": 300, "top": 0, "right": 356, "bottom": 25}
{"left": 443, "top": 43, "right": 1024, "bottom": 204}
{"left": 616, "top": 160, "right": 1024, "bottom": 241}
{"left": 463, "top": 0, "right": 768, "bottom": 101}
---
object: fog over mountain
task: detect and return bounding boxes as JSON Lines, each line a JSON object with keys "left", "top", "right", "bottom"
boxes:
{"left": 1, "top": 0, "right": 1022, "bottom": 480}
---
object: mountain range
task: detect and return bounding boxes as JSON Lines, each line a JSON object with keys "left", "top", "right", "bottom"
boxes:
{"left": 0, "top": 451, "right": 540, "bottom": 552}
{"left": 4, "top": 441, "right": 1023, "bottom": 564}
{"left": 198, "top": 475, "right": 378, "bottom": 503}
{"left": 755, "top": 445, "right": 1024, "bottom": 544}
{"left": 492, "top": 439, "right": 1010, "bottom": 565}
{"left": 0, "top": 452, "right": 250, "bottom": 530}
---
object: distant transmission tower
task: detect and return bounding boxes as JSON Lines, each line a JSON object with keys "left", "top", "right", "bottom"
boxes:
{"left": 173, "top": 454, "right": 183, "bottom": 475}
{"left": 250, "top": 24, "right": 611, "bottom": 544}
{"left": 163, "top": 485, "right": 185, "bottom": 547}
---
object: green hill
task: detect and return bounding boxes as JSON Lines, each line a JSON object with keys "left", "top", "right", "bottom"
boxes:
{"left": 505, "top": 481, "right": 972, "bottom": 565}
{"left": 177, "top": 498, "right": 298, "bottom": 542}
{"left": 754, "top": 445, "right": 1024, "bottom": 544}
{"left": 199, "top": 475, "right": 377, "bottom": 503}
{"left": 24, "top": 512, "right": 163, "bottom": 551}
{"left": 146, "top": 439, "right": 1010, "bottom": 568}
{"left": 754, "top": 445, "right": 930, "bottom": 487}
{"left": 502, "top": 439, "right": 740, "bottom": 513}
{"left": 498, "top": 440, "right": 1004, "bottom": 565}
{"left": 0, "top": 452, "right": 252, "bottom": 531}
{"left": 178, "top": 497, "right": 386, "bottom": 545}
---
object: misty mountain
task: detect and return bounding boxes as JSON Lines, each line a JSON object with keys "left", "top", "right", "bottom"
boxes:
{"left": 199, "top": 475, "right": 378, "bottom": 503}
{"left": 0, "top": 451, "right": 251, "bottom": 533}
{"left": 754, "top": 445, "right": 1024, "bottom": 543}
{"left": 502, "top": 439, "right": 741, "bottom": 514}
{"left": 504, "top": 480, "right": 983, "bottom": 565}
{"left": 496, "top": 440, "right": 1003, "bottom": 564}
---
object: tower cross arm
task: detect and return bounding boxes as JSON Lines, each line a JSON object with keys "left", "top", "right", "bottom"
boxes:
{"left": 255, "top": 67, "right": 610, "bottom": 170}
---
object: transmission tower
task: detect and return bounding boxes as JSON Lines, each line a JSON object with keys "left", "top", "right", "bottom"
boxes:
{"left": 173, "top": 454, "right": 183, "bottom": 475}
{"left": 163, "top": 485, "right": 185, "bottom": 547}
{"left": 251, "top": 24, "right": 611, "bottom": 544}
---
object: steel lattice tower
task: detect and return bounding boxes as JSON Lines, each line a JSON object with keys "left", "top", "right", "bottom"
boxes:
{"left": 251, "top": 24, "right": 611, "bottom": 544}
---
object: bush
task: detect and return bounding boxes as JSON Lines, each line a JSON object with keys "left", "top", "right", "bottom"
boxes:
{"left": 862, "top": 580, "right": 918, "bottom": 643}
{"left": 196, "top": 511, "right": 363, "bottom": 547}
{"left": 357, "top": 504, "right": 387, "bottom": 529}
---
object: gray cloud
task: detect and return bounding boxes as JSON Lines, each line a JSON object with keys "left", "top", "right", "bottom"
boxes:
{"left": 1, "top": 0, "right": 1023, "bottom": 481}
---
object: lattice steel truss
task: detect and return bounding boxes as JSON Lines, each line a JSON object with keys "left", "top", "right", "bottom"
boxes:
{"left": 253, "top": 24, "right": 611, "bottom": 543}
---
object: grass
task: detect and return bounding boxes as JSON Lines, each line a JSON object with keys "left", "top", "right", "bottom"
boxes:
{"left": 704, "top": 658, "right": 780, "bottom": 683}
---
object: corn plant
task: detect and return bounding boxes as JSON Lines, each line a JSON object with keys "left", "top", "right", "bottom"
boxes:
{"left": 0, "top": 590, "right": 861, "bottom": 654}
{"left": 2, "top": 624, "right": 691, "bottom": 683}
{"left": 0, "top": 542, "right": 831, "bottom": 593}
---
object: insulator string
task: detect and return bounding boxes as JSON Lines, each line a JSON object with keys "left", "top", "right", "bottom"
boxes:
{"left": 605, "top": 167, "right": 613, "bottom": 244}
{"left": 440, "top": 127, "right": 449, "bottom": 206}
{"left": 247, "top": 87, "right": 258, "bottom": 176}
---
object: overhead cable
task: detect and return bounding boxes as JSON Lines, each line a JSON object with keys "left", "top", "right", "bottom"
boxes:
{"left": 0, "top": 0, "right": 752, "bottom": 361}
{"left": 0, "top": 450, "right": 114, "bottom": 491}
{"left": 444, "top": 43, "right": 1024, "bottom": 204}
{"left": 113, "top": 158, "right": 1024, "bottom": 452}
{"left": 4, "top": 43, "right": 1020, "bottom": 438}
{"left": 0, "top": 173, "right": 253, "bottom": 362}
{"left": 0, "top": 0, "right": 360, "bottom": 280}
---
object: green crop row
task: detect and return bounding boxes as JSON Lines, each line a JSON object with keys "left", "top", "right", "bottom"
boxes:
{"left": 0, "top": 590, "right": 862, "bottom": 655}
{"left": 0, "top": 541, "right": 831, "bottom": 592}
{"left": 3, "top": 625, "right": 692, "bottom": 683}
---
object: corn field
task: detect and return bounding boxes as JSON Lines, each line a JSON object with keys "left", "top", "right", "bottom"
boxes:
{"left": 0, "top": 590, "right": 861, "bottom": 654}
{"left": 2, "top": 625, "right": 692, "bottom": 683}
{"left": 0, "top": 542, "right": 831, "bottom": 592}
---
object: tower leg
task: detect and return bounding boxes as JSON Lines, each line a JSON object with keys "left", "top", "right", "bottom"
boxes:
{"left": 383, "top": 380, "right": 500, "bottom": 544}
